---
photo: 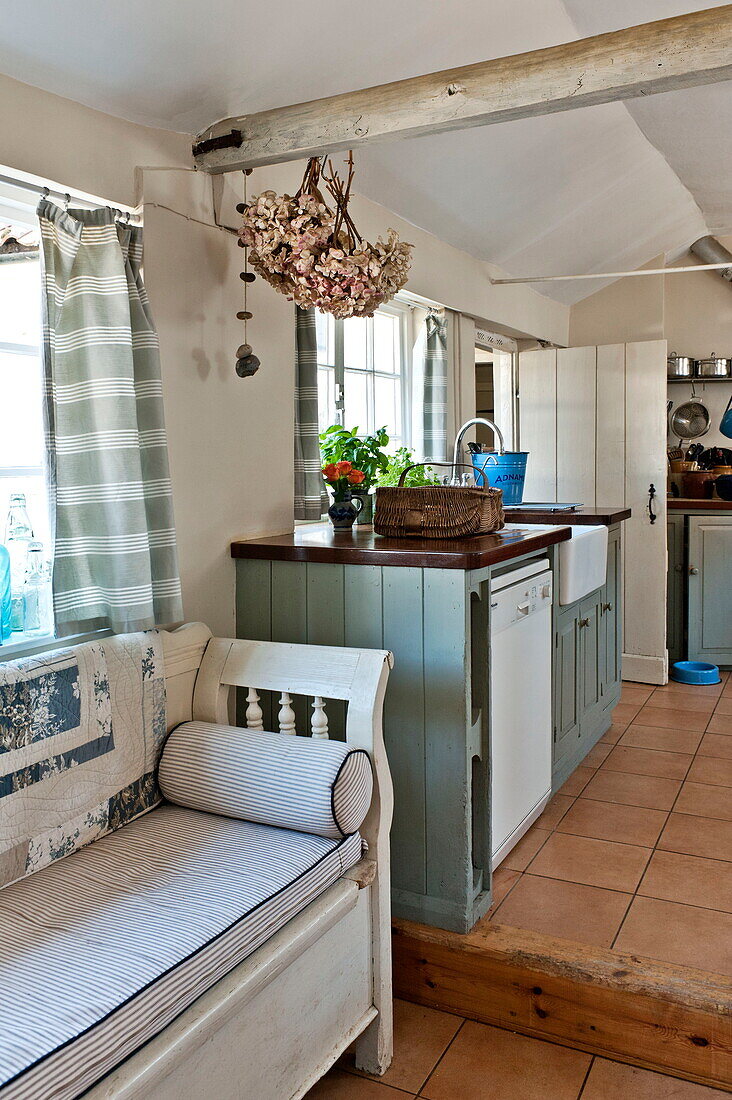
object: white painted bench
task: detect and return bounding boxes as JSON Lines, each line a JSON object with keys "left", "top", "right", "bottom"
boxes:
{"left": 0, "top": 622, "right": 393, "bottom": 1100}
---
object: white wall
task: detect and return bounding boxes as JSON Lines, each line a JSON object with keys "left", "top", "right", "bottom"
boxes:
{"left": 568, "top": 259, "right": 665, "bottom": 348}
{"left": 143, "top": 171, "right": 294, "bottom": 636}
{"left": 0, "top": 71, "right": 189, "bottom": 208}
{"left": 665, "top": 237, "right": 732, "bottom": 358}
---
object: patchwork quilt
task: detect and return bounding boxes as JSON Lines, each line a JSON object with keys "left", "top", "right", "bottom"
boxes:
{"left": 0, "top": 631, "right": 166, "bottom": 889}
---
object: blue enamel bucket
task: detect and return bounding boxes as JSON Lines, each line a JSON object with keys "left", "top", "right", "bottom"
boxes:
{"left": 471, "top": 452, "right": 529, "bottom": 505}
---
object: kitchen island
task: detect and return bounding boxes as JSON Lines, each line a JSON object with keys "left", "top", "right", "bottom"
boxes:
{"left": 232, "top": 513, "right": 626, "bottom": 932}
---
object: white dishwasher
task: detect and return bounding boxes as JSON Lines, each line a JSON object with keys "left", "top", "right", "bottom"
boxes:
{"left": 490, "top": 558, "right": 553, "bottom": 869}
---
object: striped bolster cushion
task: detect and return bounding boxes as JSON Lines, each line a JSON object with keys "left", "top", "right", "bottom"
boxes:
{"left": 158, "top": 721, "right": 373, "bottom": 839}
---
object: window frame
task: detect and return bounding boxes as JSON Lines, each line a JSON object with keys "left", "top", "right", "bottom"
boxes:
{"left": 317, "top": 300, "right": 412, "bottom": 448}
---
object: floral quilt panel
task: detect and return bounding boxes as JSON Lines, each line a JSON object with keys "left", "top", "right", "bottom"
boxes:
{"left": 0, "top": 631, "right": 166, "bottom": 888}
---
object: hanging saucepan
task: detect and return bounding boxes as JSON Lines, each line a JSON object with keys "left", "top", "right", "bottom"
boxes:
{"left": 670, "top": 400, "right": 711, "bottom": 440}
{"left": 696, "top": 352, "right": 731, "bottom": 378}
{"left": 667, "top": 352, "right": 695, "bottom": 379}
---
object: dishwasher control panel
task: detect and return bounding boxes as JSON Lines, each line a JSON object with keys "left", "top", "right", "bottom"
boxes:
{"left": 490, "top": 569, "right": 553, "bottom": 634}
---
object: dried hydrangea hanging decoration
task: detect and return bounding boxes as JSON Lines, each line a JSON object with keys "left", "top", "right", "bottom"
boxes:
{"left": 237, "top": 153, "right": 413, "bottom": 319}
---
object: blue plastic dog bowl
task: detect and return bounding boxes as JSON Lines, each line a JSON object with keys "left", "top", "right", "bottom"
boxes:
{"left": 670, "top": 660, "right": 720, "bottom": 685}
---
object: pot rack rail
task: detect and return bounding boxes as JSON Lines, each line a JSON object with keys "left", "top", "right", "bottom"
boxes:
{"left": 490, "top": 263, "right": 732, "bottom": 285}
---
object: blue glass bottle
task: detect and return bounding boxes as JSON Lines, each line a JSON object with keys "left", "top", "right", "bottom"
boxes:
{"left": 0, "top": 544, "right": 11, "bottom": 643}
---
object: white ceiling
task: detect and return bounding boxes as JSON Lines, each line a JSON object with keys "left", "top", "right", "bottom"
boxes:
{"left": 0, "top": 0, "right": 729, "bottom": 302}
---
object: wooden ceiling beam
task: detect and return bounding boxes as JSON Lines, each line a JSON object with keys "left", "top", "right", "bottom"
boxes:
{"left": 193, "top": 5, "right": 732, "bottom": 173}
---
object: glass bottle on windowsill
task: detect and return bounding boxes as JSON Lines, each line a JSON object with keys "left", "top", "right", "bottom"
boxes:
{"left": 23, "top": 542, "right": 52, "bottom": 636}
{"left": 0, "top": 544, "right": 11, "bottom": 643}
{"left": 5, "top": 493, "right": 33, "bottom": 632}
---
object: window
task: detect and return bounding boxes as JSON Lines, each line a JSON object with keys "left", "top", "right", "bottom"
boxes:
{"left": 315, "top": 303, "right": 410, "bottom": 446}
{"left": 0, "top": 203, "right": 54, "bottom": 647}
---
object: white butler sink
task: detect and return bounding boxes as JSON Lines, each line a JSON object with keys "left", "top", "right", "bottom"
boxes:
{"left": 500, "top": 522, "right": 608, "bottom": 606}
{"left": 558, "top": 524, "right": 608, "bottom": 605}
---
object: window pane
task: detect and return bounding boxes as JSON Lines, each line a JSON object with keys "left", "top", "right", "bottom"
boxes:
{"left": 374, "top": 375, "right": 401, "bottom": 442}
{"left": 374, "top": 312, "right": 398, "bottom": 375}
{"left": 343, "top": 317, "right": 368, "bottom": 372}
{"left": 344, "top": 369, "right": 370, "bottom": 433}
{"left": 315, "top": 310, "right": 335, "bottom": 366}
{"left": 0, "top": 257, "right": 41, "bottom": 347}
{"left": 0, "top": 226, "right": 53, "bottom": 644}
{"left": 0, "top": 349, "right": 45, "bottom": 469}
{"left": 317, "top": 365, "right": 336, "bottom": 432}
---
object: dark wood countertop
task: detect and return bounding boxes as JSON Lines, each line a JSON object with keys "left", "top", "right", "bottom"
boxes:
{"left": 504, "top": 505, "right": 631, "bottom": 525}
{"left": 231, "top": 523, "right": 572, "bottom": 570}
{"left": 667, "top": 497, "right": 732, "bottom": 511}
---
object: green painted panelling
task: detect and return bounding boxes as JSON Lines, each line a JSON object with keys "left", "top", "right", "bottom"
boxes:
{"left": 236, "top": 559, "right": 271, "bottom": 640}
{"left": 344, "top": 566, "right": 383, "bottom": 650}
{"left": 272, "top": 560, "right": 310, "bottom": 733}
{"left": 306, "top": 562, "right": 346, "bottom": 738}
{"left": 423, "top": 569, "right": 472, "bottom": 908}
{"left": 381, "top": 566, "right": 427, "bottom": 896}
{"left": 235, "top": 559, "right": 273, "bottom": 727}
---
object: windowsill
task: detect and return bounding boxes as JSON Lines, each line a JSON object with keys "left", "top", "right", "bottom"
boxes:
{"left": 0, "top": 627, "right": 112, "bottom": 662}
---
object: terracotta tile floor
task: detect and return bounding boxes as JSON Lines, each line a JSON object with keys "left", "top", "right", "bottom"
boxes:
{"left": 485, "top": 675, "right": 732, "bottom": 976}
{"left": 308, "top": 678, "right": 732, "bottom": 1098}
{"left": 306, "top": 999, "right": 728, "bottom": 1097}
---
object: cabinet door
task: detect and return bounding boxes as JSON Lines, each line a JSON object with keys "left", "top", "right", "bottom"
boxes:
{"left": 554, "top": 607, "right": 580, "bottom": 766}
{"left": 579, "top": 593, "right": 602, "bottom": 720}
{"left": 667, "top": 514, "right": 686, "bottom": 664}
{"left": 601, "top": 526, "right": 622, "bottom": 700}
{"left": 688, "top": 517, "right": 732, "bottom": 665}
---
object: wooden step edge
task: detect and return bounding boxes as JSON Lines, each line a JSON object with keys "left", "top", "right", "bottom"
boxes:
{"left": 393, "top": 919, "right": 732, "bottom": 1091}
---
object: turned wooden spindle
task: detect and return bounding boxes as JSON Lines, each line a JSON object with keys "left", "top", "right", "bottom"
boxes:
{"left": 310, "top": 697, "right": 329, "bottom": 739}
{"left": 278, "top": 692, "right": 297, "bottom": 735}
{"left": 245, "top": 687, "right": 264, "bottom": 731}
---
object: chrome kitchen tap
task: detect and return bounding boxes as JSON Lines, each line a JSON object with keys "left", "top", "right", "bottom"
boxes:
{"left": 452, "top": 417, "right": 506, "bottom": 469}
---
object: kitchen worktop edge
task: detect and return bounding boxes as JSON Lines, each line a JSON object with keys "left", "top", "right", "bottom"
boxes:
{"left": 231, "top": 523, "right": 572, "bottom": 570}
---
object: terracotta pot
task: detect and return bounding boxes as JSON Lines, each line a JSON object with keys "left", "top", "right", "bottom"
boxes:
{"left": 682, "top": 469, "right": 717, "bottom": 499}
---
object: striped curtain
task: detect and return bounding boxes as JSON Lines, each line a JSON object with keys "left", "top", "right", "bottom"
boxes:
{"left": 294, "top": 306, "right": 325, "bottom": 520}
{"left": 423, "top": 311, "right": 449, "bottom": 462}
{"left": 38, "top": 199, "right": 183, "bottom": 636}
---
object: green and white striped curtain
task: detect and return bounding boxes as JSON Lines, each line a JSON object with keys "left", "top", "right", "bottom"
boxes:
{"left": 294, "top": 306, "right": 325, "bottom": 520}
{"left": 423, "top": 311, "right": 449, "bottom": 463}
{"left": 38, "top": 199, "right": 183, "bottom": 635}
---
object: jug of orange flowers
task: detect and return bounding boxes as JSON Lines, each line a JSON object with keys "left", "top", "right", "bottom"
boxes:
{"left": 322, "top": 462, "right": 366, "bottom": 530}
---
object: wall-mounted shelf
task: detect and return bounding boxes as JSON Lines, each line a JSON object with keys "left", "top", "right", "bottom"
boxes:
{"left": 668, "top": 376, "right": 732, "bottom": 384}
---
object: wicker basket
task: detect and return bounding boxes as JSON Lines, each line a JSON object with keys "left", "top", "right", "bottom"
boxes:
{"left": 374, "top": 463, "right": 505, "bottom": 539}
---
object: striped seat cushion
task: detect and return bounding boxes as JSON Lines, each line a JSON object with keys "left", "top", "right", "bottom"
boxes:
{"left": 159, "top": 721, "right": 373, "bottom": 839}
{"left": 0, "top": 804, "right": 362, "bottom": 1100}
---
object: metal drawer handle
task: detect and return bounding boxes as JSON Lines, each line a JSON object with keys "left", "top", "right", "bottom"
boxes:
{"left": 602, "top": 602, "right": 612, "bottom": 613}
{"left": 689, "top": 566, "right": 699, "bottom": 575}
{"left": 579, "top": 617, "right": 590, "bottom": 628}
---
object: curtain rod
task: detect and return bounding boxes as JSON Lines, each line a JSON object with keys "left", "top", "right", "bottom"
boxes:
{"left": 0, "top": 170, "right": 139, "bottom": 219}
{"left": 491, "top": 262, "right": 732, "bottom": 285}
